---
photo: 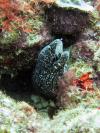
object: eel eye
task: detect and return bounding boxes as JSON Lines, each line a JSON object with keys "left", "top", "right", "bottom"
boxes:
{"left": 52, "top": 56, "right": 59, "bottom": 63}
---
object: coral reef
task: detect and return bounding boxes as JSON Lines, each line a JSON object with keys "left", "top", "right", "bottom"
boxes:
{"left": 0, "top": 0, "right": 53, "bottom": 76}
{"left": 0, "top": 0, "right": 100, "bottom": 133}
{"left": 0, "top": 27, "right": 52, "bottom": 76}
{"left": 32, "top": 39, "right": 69, "bottom": 99}
{"left": 0, "top": 81, "right": 100, "bottom": 133}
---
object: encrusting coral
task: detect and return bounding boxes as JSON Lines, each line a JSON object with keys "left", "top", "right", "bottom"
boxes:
{"left": 32, "top": 39, "right": 70, "bottom": 99}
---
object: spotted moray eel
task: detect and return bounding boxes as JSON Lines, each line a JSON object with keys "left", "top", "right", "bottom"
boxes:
{"left": 32, "top": 39, "right": 69, "bottom": 99}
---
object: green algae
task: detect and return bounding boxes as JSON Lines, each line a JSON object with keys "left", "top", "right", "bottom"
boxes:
{"left": 27, "top": 16, "right": 44, "bottom": 32}
{"left": 27, "top": 34, "right": 42, "bottom": 46}
{"left": 68, "top": 59, "right": 93, "bottom": 77}
{"left": 0, "top": 31, "right": 20, "bottom": 46}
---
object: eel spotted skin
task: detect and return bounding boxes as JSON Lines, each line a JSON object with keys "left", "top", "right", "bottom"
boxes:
{"left": 32, "top": 39, "right": 69, "bottom": 99}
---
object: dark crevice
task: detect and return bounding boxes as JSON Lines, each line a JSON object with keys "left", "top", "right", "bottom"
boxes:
{"left": 0, "top": 68, "right": 34, "bottom": 102}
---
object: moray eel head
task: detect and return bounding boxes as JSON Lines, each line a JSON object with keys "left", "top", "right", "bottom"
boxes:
{"left": 32, "top": 39, "right": 69, "bottom": 99}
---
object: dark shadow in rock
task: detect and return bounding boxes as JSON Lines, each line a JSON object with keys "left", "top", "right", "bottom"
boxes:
{"left": 48, "top": 106, "right": 58, "bottom": 119}
{"left": 45, "top": 7, "right": 90, "bottom": 35}
{"left": 0, "top": 70, "right": 58, "bottom": 118}
{"left": 45, "top": 6, "right": 91, "bottom": 48}
{"left": 55, "top": 33, "right": 80, "bottom": 47}
{"left": 0, "top": 68, "right": 34, "bottom": 103}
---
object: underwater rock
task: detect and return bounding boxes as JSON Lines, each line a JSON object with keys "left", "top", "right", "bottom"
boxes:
{"left": 45, "top": 0, "right": 94, "bottom": 38}
{"left": 0, "top": 28, "right": 52, "bottom": 76}
{"left": 46, "top": 8, "right": 91, "bottom": 35}
{"left": 55, "top": 0, "right": 94, "bottom": 12}
{"left": 32, "top": 39, "right": 69, "bottom": 99}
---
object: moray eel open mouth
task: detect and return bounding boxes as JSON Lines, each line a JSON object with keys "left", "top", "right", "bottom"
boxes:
{"left": 32, "top": 39, "right": 69, "bottom": 99}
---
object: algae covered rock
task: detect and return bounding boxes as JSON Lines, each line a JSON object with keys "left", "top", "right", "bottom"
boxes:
{"left": 0, "top": 1, "right": 53, "bottom": 76}
{"left": 55, "top": 0, "right": 94, "bottom": 12}
{"left": 0, "top": 27, "right": 52, "bottom": 76}
{"left": 0, "top": 0, "right": 96, "bottom": 76}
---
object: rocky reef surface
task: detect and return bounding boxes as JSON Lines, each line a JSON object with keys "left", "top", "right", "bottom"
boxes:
{"left": 0, "top": 0, "right": 100, "bottom": 132}
{"left": 0, "top": 0, "right": 96, "bottom": 77}
{"left": 0, "top": 27, "right": 52, "bottom": 76}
